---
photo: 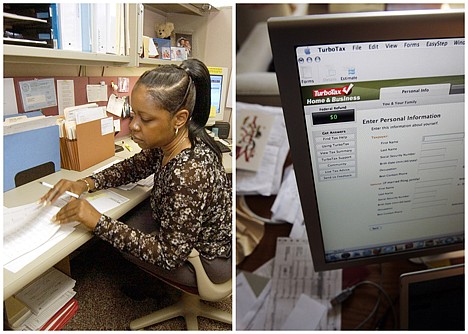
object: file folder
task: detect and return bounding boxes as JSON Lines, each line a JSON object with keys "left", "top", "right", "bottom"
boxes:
{"left": 60, "top": 117, "right": 115, "bottom": 171}
{"left": 4, "top": 124, "right": 60, "bottom": 192}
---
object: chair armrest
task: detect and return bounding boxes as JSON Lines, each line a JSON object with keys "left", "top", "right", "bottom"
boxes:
{"left": 187, "top": 249, "right": 232, "bottom": 302}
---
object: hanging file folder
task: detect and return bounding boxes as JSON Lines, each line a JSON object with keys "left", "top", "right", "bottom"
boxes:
{"left": 60, "top": 117, "right": 115, "bottom": 171}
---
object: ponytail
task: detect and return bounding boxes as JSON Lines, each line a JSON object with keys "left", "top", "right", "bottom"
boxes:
{"left": 180, "top": 59, "right": 222, "bottom": 160}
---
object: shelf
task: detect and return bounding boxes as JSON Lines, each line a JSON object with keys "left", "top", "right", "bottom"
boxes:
{"left": 145, "top": 4, "right": 214, "bottom": 17}
{"left": 138, "top": 57, "right": 182, "bottom": 67}
{"left": 3, "top": 44, "right": 131, "bottom": 67}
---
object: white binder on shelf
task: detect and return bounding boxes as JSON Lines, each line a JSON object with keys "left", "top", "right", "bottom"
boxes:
{"left": 106, "top": 3, "right": 117, "bottom": 54}
{"left": 92, "top": 3, "right": 107, "bottom": 53}
{"left": 58, "top": 3, "right": 82, "bottom": 51}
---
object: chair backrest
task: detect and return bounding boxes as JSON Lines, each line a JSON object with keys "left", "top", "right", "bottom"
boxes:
{"left": 187, "top": 249, "right": 232, "bottom": 302}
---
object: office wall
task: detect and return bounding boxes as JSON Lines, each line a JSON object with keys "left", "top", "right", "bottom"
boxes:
{"left": 205, "top": 6, "right": 233, "bottom": 128}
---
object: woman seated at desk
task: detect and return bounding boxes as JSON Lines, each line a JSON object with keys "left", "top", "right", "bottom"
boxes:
{"left": 40, "top": 59, "right": 232, "bottom": 290}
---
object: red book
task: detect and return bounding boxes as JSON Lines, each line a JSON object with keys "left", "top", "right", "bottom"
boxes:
{"left": 40, "top": 298, "right": 78, "bottom": 331}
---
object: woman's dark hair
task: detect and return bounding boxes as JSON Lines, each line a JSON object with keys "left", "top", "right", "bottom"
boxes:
{"left": 134, "top": 59, "right": 222, "bottom": 159}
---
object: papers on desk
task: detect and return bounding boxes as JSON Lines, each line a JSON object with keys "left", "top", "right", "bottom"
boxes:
{"left": 3, "top": 202, "right": 61, "bottom": 266}
{"left": 237, "top": 238, "right": 342, "bottom": 330}
{"left": 4, "top": 197, "right": 80, "bottom": 273}
{"left": 236, "top": 102, "right": 290, "bottom": 196}
{"left": 86, "top": 189, "right": 129, "bottom": 213}
{"left": 270, "top": 166, "right": 307, "bottom": 238}
{"left": 4, "top": 190, "right": 128, "bottom": 273}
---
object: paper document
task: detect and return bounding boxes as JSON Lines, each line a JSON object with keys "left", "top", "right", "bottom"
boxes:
{"left": 86, "top": 189, "right": 129, "bottom": 213}
{"left": 19, "top": 78, "right": 57, "bottom": 112}
{"left": 280, "top": 293, "right": 327, "bottom": 330}
{"left": 236, "top": 102, "right": 289, "bottom": 196}
{"left": 3, "top": 203, "right": 61, "bottom": 265}
{"left": 265, "top": 238, "right": 342, "bottom": 330}
{"left": 5, "top": 223, "right": 78, "bottom": 273}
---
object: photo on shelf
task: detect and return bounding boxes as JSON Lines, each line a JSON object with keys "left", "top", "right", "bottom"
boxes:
{"left": 175, "top": 32, "right": 193, "bottom": 58}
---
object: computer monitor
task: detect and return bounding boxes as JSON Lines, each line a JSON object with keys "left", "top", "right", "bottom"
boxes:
{"left": 268, "top": 10, "right": 464, "bottom": 271}
{"left": 207, "top": 66, "right": 230, "bottom": 126}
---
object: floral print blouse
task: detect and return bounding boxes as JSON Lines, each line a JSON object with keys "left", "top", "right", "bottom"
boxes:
{"left": 90, "top": 140, "right": 232, "bottom": 270}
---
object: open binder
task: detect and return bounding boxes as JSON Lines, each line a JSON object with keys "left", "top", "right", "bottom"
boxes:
{"left": 60, "top": 117, "right": 115, "bottom": 171}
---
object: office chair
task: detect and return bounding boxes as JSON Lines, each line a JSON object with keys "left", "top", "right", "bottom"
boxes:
{"left": 129, "top": 249, "right": 232, "bottom": 330}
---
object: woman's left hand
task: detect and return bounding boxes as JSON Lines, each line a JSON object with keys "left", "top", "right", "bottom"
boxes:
{"left": 53, "top": 199, "right": 102, "bottom": 230}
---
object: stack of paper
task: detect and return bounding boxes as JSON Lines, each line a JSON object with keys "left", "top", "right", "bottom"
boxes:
{"left": 236, "top": 102, "right": 290, "bottom": 196}
{"left": 3, "top": 202, "right": 62, "bottom": 266}
{"left": 11, "top": 267, "right": 77, "bottom": 330}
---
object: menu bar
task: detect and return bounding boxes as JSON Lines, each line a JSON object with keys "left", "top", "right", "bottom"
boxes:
{"left": 296, "top": 38, "right": 464, "bottom": 57}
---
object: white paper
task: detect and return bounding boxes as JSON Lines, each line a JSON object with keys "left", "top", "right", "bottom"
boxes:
{"left": 64, "top": 103, "right": 99, "bottom": 122}
{"left": 236, "top": 102, "right": 289, "bottom": 196}
{"left": 238, "top": 281, "right": 272, "bottom": 330}
{"left": 86, "top": 190, "right": 129, "bottom": 213}
{"left": 75, "top": 106, "right": 107, "bottom": 124}
{"left": 265, "top": 238, "right": 342, "bottom": 330}
{"left": 106, "top": 94, "right": 125, "bottom": 117}
{"left": 4, "top": 78, "right": 18, "bottom": 115}
{"left": 113, "top": 119, "right": 121, "bottom": 132}
{"left": 56, "top": 80, "right": 75, "bottom": 115}
{"left": 4, "top": 223, "right": 78, "bottom": 273}
{"left": 271, "top": 166, "right": 304, "bottom": 225}
{"left": 236, "top": 272, "right": 257, "bottom": 321}
{"left": 3, "top": 203, "right": 61, "bottom": 265}
{"left": 86, "top": 84, "right": 108, "bottom": 102}
{"left": 280, "top": 293, "right": 327, "bottom": 330}
{"left": 100, "top": 117, "right": 114, "bottom": 136}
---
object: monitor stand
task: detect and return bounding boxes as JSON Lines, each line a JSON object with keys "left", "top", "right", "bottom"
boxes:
{"left": 409, "top": 250, "right": 464, "bottom": 265}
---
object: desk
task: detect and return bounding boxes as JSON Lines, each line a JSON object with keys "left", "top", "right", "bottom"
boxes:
{"left": 4, "top": 136, "right": 232, "bottom": 301}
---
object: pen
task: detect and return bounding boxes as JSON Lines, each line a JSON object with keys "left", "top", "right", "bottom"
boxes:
{"left": 40, "top": 181, "right": 80, "bottom": 199}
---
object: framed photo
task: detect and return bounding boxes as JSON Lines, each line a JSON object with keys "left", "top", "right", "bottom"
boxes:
{"left": 175, "top": 33, "right": 193, "bottom": 58}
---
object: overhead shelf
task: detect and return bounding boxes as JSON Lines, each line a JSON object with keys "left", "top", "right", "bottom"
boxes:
{"left": 3, "top": 44, "right": 131, "bottom": 66}
{"left": 145, "top": 3, "right": 215, "bottom": 16}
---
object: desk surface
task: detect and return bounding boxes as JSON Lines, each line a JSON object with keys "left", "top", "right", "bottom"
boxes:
{"left": 4, "top": 136, "right": 232, "bottom": 300}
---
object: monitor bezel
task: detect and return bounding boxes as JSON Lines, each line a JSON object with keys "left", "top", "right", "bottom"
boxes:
{"left": 268, "top": 9, "right": 465, "bottom": 271}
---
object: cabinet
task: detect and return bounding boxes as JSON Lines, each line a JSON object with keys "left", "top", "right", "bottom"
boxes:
{"left": 3, "top": 3, "right": 215, "bottom": 69}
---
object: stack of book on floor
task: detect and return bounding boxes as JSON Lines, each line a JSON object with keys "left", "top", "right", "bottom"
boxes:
{"left": 9, "top": 267, "right": 78, "bottom": 330}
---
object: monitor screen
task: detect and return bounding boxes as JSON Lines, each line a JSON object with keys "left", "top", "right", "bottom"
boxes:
{"left": 210, "top": 74, "right": 223, "bottom": 116}
{"left": 207, "top": 66, "right": 230, "bottom": 125}
{"left": 268, "top": 10, "right": 464, "bottom": 271}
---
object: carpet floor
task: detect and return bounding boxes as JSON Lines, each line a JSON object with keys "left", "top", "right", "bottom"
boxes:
{"left": 62, "top": 238, "right": 232, "bottom": 330}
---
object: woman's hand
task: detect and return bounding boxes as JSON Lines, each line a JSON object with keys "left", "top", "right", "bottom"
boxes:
{"left": 53, "top": 198, "right": 102, "bottom": 230}
{"left": 39, "top": 179, "right": 88, "bottom": 206}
